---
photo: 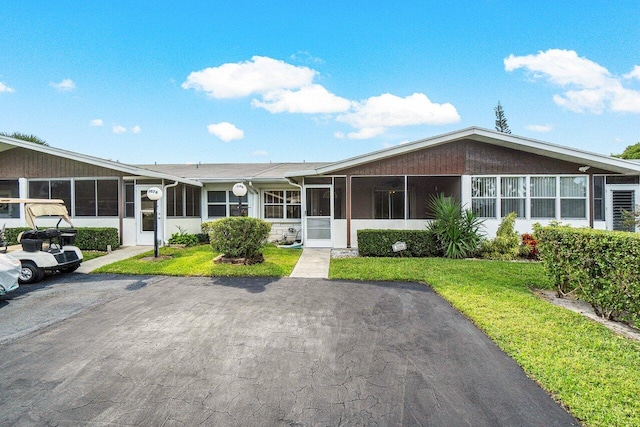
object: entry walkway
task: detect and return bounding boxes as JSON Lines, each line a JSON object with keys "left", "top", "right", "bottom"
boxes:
{"left": 289, "top": 248, "right": 331, "bottom": 278}
{"left": 75, "top": 246, "right": 152, "bottom": 274}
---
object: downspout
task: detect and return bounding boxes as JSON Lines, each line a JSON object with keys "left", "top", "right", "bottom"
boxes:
{"left": 163, "top": 180, "right": 180, "bottom": 245}
{"left": 286, "top": 178, "right": 303, "bottom": 244}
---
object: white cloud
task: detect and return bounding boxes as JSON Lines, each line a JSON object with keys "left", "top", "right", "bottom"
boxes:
{"left": 623, "top": 65, "right": 640, "bottom": 80}
{"left": 335, "top": 93, "right": 460, "bottom": 139}
{"left": 113, "top": 125, "right": 127, "bottom": 134}
{"left": 290, "top": 51, "right": 324, "bottom": 64}
{"left": 207, "top": 122, "right": 244, "bottom": 142}
{"left": 0, "top": 81, "right": 14, "bottom": 93}
{"left": 251, "top": 84, "right": 351, "bottom": 114}
{"left": 50, "top": 78, "right": 76, "bottom": 92}
{"left": 132, "top": 125, "right": 141, "bottom": 134}
{"left": 251, "top": 150, "right": 268, "bottom": 156}
{"left": 182, "top": 56, "right": 316, "bottom": 98}
{"left": 525, "top": 124, "right": 553, "bottom": 132}
{"left": 90, "top": 119, "right": 104, "bottom": 127}
{"left": 505, "top": 49, "right": 640, "bottom": 114}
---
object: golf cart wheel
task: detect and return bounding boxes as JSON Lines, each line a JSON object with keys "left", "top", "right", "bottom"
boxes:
{"left": 19, "top": 261, "right": 44, "bottom": 284}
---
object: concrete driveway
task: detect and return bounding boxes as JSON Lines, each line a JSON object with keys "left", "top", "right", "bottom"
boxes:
{"left": 0, "top": 276, "right": 577, "bottom": 426}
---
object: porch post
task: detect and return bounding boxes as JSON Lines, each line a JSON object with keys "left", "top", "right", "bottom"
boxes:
{"left": 346, "top": 174, "right": 352, "bottom": 248}
{"left": 588, "top": 172, "right": 594, "bottom": 228}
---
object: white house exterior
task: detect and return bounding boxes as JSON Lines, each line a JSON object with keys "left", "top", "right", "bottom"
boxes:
{"left": 2, "top": 127, "right": 640, "bottom": 248}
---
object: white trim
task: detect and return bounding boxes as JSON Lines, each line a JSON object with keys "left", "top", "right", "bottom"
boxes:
{"left": 286, "top": 127, "right": 640, "bottom": 177}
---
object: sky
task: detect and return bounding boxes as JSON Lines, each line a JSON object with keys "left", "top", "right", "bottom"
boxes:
{"left": 1, "top": 1, "right": 639, "bottom": 165}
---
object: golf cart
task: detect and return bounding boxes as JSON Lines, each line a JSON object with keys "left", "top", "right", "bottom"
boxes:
{"left": 2, "top": 198, "right": 83, "bottom": 284}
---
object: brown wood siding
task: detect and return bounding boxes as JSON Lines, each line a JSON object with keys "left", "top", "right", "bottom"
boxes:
{"left": 332, "top": 139, "right": 617, "bottom": 176}
{"left": 0, "top": 148, "right": 124, "bottom": 178}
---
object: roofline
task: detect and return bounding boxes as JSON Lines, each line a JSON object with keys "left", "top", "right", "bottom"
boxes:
{"left": 0, "top": 135, "right": 202, "bottom": 187}
{"left": 286, "top": 127, "right": 640, "bottom": 176}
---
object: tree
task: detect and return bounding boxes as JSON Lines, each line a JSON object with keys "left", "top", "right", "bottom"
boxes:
{"left": 0, "top": 131, "right": 49, "bottom": 146}
{"left": 494, "top": 101, "right": 511, "bottom": 134}
{"left": 612, "top": 142, "right": 640, "bottom": 159}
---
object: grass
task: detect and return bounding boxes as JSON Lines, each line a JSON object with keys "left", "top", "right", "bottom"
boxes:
{"left": 330, "top": 257, "right": 640, "bottom": 427}
{"left": 82, "top": 250, "right": 107, "bottom": 262}
{"left": 93, "top": 244, "right": 302, "bottom": 277}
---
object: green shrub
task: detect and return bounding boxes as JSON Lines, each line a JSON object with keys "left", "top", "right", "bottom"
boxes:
{"left": 209, "top": 217, "right": 271, "bottom": 261}
{"left": 201, "top": 220, "right": 217, "bottom": 236}
{"left": 195, "top": 233, "right": 210, "bottom": 244}
{"left": 537, "top": 225, "right": 640, "bottom": 327}
{"left": 426, "top": 194, "right": 484, "bottom": 259}
{"left": 168, "top": 226, "right": 198, "bottom": 247}
{"left": 357, "top": 229, "right": 438, "bottom": 257}
{"left": 74, "top": 228, "right": 121, "bottom": 251}
{"left": 4, "top": 227, "right": 30, "bottom": 245}
{"left": 479, "top": 212, "right": 522, "bottom": 260}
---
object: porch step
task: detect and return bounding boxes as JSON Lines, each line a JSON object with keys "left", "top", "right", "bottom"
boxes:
{"left": 289, "top": 248, "right": 331, "bottom": 279}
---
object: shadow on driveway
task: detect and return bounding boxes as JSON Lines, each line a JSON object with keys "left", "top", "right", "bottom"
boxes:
{"left": 0, "top": 276, "right": 578, "bottom": 426}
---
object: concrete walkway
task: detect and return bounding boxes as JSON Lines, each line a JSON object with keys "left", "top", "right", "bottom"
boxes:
{"left": 75, "top": 246, "right": 152, "bottom": 273}
{"left": 289, "top": 248, "right": 331, "bottom": 278}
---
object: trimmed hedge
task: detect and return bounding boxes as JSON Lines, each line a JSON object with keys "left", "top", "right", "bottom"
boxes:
{"left": 357, "top": 229, "right": 438, "bottom": 257}
{"left": 5, "top": 226, "right": 120, "bottom": 251}
{"left": 536, "top": 226, "right": 640, "bottom": 327}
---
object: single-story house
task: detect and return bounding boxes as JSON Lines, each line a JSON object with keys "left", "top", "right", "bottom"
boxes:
{"left": 1, "top": 127, "right": 639, "bottom": 248}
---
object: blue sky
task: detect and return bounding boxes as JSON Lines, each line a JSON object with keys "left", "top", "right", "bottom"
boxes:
{"left": 1, "top": 1, "right": 639, "bottom": 164}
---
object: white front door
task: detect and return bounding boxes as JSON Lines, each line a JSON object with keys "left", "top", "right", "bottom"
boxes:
{"left": 304, "top": 186, "right": 333, "bottom": 247}
{"left": 136, "top": 186, "right": 159, "bottom": 245}
{"left": 606, "top": 185, "right": 637, "bottom": 231}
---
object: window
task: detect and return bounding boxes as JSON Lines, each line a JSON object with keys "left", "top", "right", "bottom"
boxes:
{"left": 28, "top": 179, "right": 72, "bottom": 213}
{"left": 374, "top": 190, "right": 404, "bottom": 219}
{"left": 0, "top": 180, "right": 19, "bottom": 218}
{"left": 263, "top": 190, "right": 301, "bottom": 219}
{"left": 530, "top": 177, "right": 556, "bottom": 219}
{"left": 471, "top": 177, "right": 496, "bottom": 218}
{"left": 166, "top": 184, "right": 201, "bottom": 217}
{"left": 125, "top": 182, "right": 135, "bottom": 218}
{"left": 207, "top": 191, "right": 227, "bottom": 217}
{"left": 560, "top": 177, "right": 587, "bottom": 219}
{"left": 501, "top": 177, "right": 526, "bottom": 218}
{"left": 75, "top": 179, "right": 118, "bottom": 216}
{"left": 593, "top": 176, "right": 605, "bottom": 221}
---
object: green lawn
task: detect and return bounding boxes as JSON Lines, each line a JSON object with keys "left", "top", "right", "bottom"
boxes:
{"left": 81, "top": 250, "right": 107, "bottom": 262}
{"left": 330, "top": 257, "right": 640, "bottom": 427}
{"left": 93, "top": 244, "right": 302, "bottom": 277}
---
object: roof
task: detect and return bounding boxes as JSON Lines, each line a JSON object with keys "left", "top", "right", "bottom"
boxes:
{"left": 137, "top": 162, "right": 329, "bottom": 183}
{"left": 0, "top": 135, "right": 203, "bottom": 187}
{"left": 286, "top": 127, "right": 640, "bottom": 177}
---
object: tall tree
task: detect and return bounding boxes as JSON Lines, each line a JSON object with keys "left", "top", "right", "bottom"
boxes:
{"left": 612, "top": 142, "right": 640, "bottom": 159}
{"left": 0, "top": 131, "right": 49, "bottom": 146}
{"left": 494, "top": 101, "right": 511, "bottom": 134}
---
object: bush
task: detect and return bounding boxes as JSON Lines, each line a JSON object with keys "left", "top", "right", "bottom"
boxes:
{"left": 4, "top": 227, "right": 30, "bottom": 245}
{"left": 479, "top": 212, "right": 522, "bottom": 260}
{"left": 209, "top": 217, "right": 271, "bottom": 262}
{"left": 201, "top": 220, "right": 217, "bottom": 236}
{"left": 536, "top": 225, "right": 640, "bottom": 327}
{"left": 357, "top": 229, "right": 438, "bottom": 257}
{"left": 521, "top": 233, "right": 539, "bottom": 259}
{"left": 196, "top": 233, "right": 210, "bottom": 244}
{"left": 74, "top": 228, "right": 121, "bottom": 251}
{"left": 426, "top": 194, "right": 484, "bottom": 259}
{"left": 168, "top": 226, "right": 198, "bottom": 247}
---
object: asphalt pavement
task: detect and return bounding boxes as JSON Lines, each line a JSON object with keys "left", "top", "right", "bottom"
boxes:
{"left": 0, "top": 275, "right": 578, "bottom": 426}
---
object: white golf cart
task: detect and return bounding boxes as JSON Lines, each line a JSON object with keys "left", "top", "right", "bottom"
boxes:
{"left": 2, "top": 198, "right": 83, "bottom": 284}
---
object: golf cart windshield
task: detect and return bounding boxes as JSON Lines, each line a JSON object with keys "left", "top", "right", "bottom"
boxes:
{"left": 0, "top": 198, "right": 73, "bottom": 229}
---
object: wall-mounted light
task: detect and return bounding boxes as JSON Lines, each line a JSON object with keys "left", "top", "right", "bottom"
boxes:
{"left": 578, "top": 166, "right": 591, "bottom": 173}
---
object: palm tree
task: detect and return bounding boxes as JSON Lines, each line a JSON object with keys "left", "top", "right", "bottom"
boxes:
{"left": 0, "top": 131, "right": 49, "bottom": 146}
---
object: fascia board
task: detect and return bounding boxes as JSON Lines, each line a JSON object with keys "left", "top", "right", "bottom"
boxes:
{"left": 0, "top": 136, "right": 202, "bottom": 187}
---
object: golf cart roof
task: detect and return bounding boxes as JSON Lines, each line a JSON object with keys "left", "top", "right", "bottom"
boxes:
{"left": 0, "top": 198, "right": 72, "bottom": 229}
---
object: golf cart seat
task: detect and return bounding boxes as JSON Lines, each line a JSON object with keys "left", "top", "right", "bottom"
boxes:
{"left": 21, "top": 228, "right": 61, "bottom": 240}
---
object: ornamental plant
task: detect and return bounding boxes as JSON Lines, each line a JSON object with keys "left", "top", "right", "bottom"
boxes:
{"left": 209, "top": 217, "right": 271, "bottom": 263}
{"left": 426, "top": 194, "right": 484, "bottom": 259}
{"left": 479, "top": 212, "right": 521, "bottom": 260}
